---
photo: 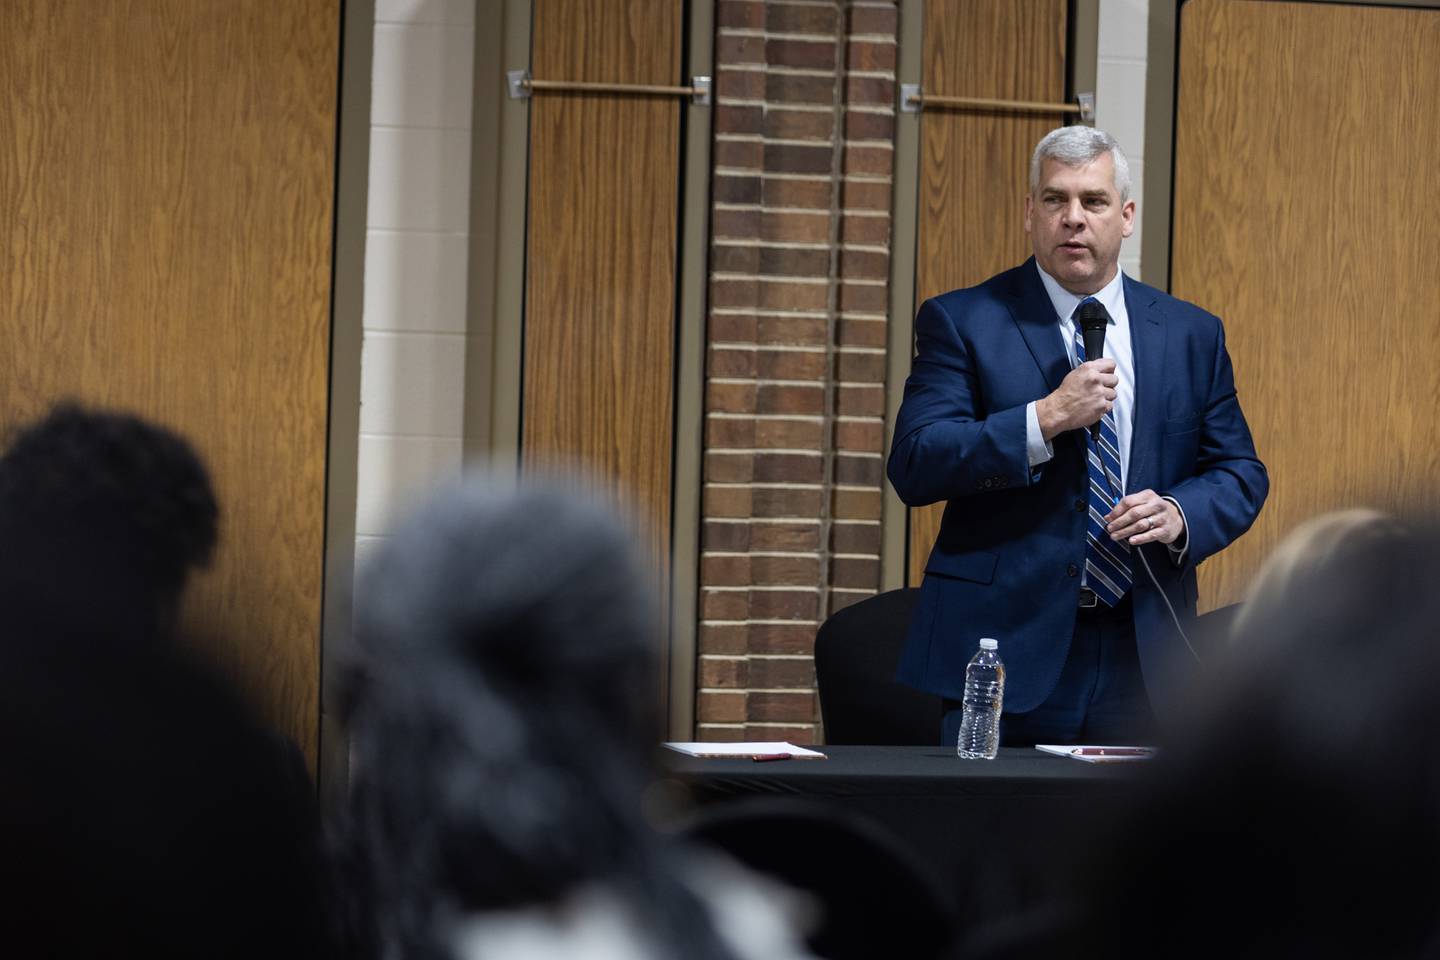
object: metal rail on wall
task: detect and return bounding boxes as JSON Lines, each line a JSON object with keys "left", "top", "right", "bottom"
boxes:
{"left": 507, "top": 69, "right": 712, "bottom": 105}
{"left": 901, "top": 84, "right": 1095, "bottom": 122}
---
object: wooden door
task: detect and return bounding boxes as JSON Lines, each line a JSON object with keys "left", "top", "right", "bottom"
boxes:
{"left": 907, "top": 0, "right": 1069, "bottom": 583}
{"left": 522, "top": 0, "right": 684, "bottom": 566}
{"left": 1172, "top": 0, "right": 1440, "bottom": 610}
{"left": 0, "top": 1, "right": 340, "bottom": 766}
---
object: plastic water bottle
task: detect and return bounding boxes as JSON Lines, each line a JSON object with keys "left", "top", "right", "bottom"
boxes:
{"left": 957, "top": 638, "right": 1004, "bottom": 759}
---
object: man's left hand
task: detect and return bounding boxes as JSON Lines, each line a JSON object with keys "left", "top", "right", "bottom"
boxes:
{"left": 1105, "top": 490, "right": 1183, "bottom": 546}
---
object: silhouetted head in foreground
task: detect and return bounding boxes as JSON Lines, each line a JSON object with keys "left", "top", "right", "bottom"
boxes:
{"left": 0, "top": 404, "right": 334, "bottom": 956}
{"left": 1228, "top": 507, "right": 1410, "bottom": 649}
{"left": 340, "top": 480, "right": 807, "bottom": 960}
{"left": 972, "top": 514, "right": 1440, "bottom": 959}
{"left": 0, "top": 402, "right": 218, "bottom": 640}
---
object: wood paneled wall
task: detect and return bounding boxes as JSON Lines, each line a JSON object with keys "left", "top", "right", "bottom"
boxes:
{"left": 523, "top": 0, "right": 683, "bottom": 564}
{"left": 1172, "top": 0, "right": 1440, "bottom": 610}
{"left": 0, "top": 1, "right": 339, "bottom": 765}
{"left": 907, "top": 0, "right": 1069, "bottom": 583}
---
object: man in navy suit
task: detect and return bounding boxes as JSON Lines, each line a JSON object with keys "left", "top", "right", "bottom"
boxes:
{"left": 888, "top": 126, "right": 1267, "bottom": 747}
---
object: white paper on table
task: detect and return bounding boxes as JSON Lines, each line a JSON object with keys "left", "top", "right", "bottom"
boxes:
{"left": 1036, "top": 744, "right": 1157, "bottom": 763}
{"left": 663, "top": 741, "right": 827, "bottom": 759}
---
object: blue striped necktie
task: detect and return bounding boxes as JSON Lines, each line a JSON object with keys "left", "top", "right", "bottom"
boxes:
{"left": 1072, "top": 299, "right": 1131, "bottom": 606}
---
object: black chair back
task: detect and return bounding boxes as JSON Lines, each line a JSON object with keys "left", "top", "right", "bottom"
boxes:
{"left": 1190, "top": 601, "right": 1243, "bottom": 664}
{"left": 814, "top": 587, "right": 942, "bottom": 745}
{"left": 681, "top": 796, "right": 957, "bottom": 960}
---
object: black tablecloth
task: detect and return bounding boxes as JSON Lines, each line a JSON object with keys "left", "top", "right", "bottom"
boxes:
{"left": 658, "top": 745, "right": 1147, "bottom": 927}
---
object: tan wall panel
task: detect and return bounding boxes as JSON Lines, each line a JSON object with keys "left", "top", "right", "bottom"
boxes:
{"left": 523, "top": 0, "right": 682, "bottom": 563}
{"left": 1173, "top": 0, "right": 1440, "bottom": 610}
{"left": 908, "top": 0, "right": 1069, "bottom": 583}
{"left": 0, "top": 1, "right": 338, "bottom": 765}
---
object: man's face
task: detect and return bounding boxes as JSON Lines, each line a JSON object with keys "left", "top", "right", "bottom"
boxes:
{"left": 1024, "top": 152, "right": 1135, "bottom": 295}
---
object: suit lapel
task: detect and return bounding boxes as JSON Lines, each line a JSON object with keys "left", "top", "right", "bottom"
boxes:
{"left": 1006, "top": 257, "right": 1071, "bottom": 394}
{"left": 1124, "top": 274, "right": 1165, "bottom": 490}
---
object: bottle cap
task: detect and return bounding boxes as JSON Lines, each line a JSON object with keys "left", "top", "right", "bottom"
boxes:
{"left": 979, "top": 638, "right": 998, "bottom": 651}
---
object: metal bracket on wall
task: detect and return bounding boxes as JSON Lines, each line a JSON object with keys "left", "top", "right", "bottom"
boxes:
{"left": 507, "top": 69, "right": 712, "bottom": 106}
{"left": 900, "top": 83, "right": 1095, "bottom": 123}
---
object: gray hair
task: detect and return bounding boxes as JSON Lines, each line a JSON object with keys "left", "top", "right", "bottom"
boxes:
{"left": 1030, "top": 126, "right": 1131, "bottom": 201}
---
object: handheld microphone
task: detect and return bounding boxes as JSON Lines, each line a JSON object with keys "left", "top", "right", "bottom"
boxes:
{"left": 1076, "top": 299, "right": 1110, "bottom": 442}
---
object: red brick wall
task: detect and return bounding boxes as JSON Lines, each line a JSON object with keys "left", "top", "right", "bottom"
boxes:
{"left": 698, "top": 0, "right": 898, "bottom": 743}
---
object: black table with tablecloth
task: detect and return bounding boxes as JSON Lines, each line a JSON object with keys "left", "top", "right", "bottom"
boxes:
{"left": 658, "top": 745, "right": 1149, "bottom": 928}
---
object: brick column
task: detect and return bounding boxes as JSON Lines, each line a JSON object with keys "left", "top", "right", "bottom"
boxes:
{"left": 698, "top": 1, "right": 898, "bottom": 743}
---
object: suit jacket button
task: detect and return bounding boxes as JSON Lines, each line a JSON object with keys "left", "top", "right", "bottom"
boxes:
{"left": 1066, "top": 563, "right": 1079, "bottom": 577}
{"left": 1075, "top": 498, "right": 1087, "bottom": 513}
{"left": 982, "top": 479, "right": 993, "bottom": 489}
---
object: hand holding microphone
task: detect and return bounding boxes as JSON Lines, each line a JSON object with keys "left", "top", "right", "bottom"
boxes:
{"left": 1036, "top": 298, "right": 1116, "bottom": 442}
{"left": 1035, "top": 359, "right": 1117, "bottom": 441}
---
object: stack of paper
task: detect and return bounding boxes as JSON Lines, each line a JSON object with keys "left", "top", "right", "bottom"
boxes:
{"left": 1036, "top": 744, "right": 1157, "bottom": 763}
{"left": 663, "top": 741, "right": 827, "bottom": 760}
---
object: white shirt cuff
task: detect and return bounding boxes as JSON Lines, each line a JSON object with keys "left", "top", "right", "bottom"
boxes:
{"left": 1025, "top": 401, "right": 1054, "bottom": 468}
{"left": 1162, "top": 495, "right": 1189, "bottom": 565}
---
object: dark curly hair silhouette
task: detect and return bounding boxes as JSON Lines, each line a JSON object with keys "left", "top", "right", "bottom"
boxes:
{"left": 0, "top": 402, "right": 218, "bottom": 640}
{"left": 338, "top": 480, "right": 739, "bottom": 960}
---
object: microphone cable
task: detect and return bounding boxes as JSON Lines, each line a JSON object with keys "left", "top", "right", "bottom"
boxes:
{"left": 1094, "top": 440, "right": 1203, "bottom": 667}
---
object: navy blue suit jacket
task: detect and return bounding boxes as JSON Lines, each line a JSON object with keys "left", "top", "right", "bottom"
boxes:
{"left": 888, "top": 259, "right": 1268, "bottom": 713}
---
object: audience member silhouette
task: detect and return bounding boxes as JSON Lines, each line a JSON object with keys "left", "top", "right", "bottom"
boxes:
{"left": 963, "top": 512, "right": 1440, "bottom": 959}
{"left": 0, "top": 632, "right": 338, "bottom": 958}
{"left": 0, "top": 402, "right": 218, "bottom": 641}
{"left": 1228, "top": 507, "right": 1408, "bottom": 646}
{"left": 337, "top": 480, "right": 815, "bottom": 960}
{"left": 0, "top": 403, "right": 337, "bottom": 957}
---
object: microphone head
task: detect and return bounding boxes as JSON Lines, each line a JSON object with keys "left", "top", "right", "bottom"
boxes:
{"left": 1076, "top": 298, "right": 1110, "bottom": 334}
